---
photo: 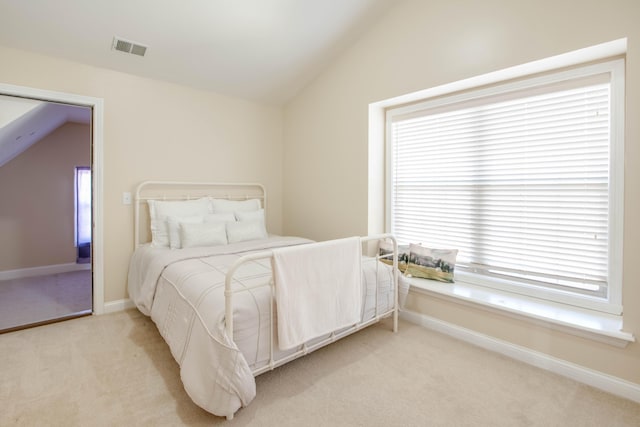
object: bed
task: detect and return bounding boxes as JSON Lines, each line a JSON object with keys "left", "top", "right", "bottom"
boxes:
{"left": 127, "top": 181, "right": 407, "bottom": 419}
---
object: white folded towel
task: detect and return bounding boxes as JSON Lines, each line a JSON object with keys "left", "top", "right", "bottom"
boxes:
{"left": 272, "top": 237, "right": 362, "bottom": 350}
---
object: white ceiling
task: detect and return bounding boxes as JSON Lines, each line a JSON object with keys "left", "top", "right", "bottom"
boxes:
{"left": 0, "top": 0, "right": 394, "bottom": 105}
{"left": 0, "top": 1, "right": 394, "bottom": 167}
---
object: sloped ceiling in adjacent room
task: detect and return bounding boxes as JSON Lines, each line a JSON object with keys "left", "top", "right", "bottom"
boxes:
{"left": 0, "top": 95, "right": 91, "bottom": 168}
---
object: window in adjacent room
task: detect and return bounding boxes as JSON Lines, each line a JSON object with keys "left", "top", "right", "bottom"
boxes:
{"left": 75, "top": 166, "right": 91, "bottom": 262}
{"left": 385, "top": 58, "right": 624, "bottom": 314}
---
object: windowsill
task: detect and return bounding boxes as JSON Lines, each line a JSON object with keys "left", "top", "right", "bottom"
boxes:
{"left": 405, "top": 277, "right": 635, "bottom": 348}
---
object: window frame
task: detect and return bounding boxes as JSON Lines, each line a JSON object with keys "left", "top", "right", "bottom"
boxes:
{"left": 384, "top": 58, "right": 625, "bottom": 315}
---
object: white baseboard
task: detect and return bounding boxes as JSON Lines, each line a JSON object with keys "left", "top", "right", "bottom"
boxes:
{"left": 0, "top": 262, "right": 91, "bottom": 281}
{"left": 103, "top": 298, "right": 135, "bottom": 314}
{"left": 400, "top": 309, "right": 640, "bottom": 404}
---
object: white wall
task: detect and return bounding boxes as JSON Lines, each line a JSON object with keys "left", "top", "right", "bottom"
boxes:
{"left": 0, "top": 45, "right": 284, "bottom": 303}
{"left": 283, "top": 0, "right": 640, "bottom": 385}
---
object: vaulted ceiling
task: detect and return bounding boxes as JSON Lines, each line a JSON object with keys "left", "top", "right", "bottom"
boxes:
{"left": 0, "top": 0, "right": 394, "bottom": 167}
{"left": 0, "top": 0, "right": 394, "bottom": 105}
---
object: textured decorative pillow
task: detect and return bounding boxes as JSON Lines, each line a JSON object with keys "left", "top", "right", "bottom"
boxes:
{"left": 148, "top": 198, "right": 210, "bottom": 247}
{"left": 226, "top": 219, "right": 268, "bottom": 243}
{"left": 180, "top": 222, "right": 228, "bottom": 248}
{"left": 167, "top": 215, "right": 204, "bottom": 249}
{"left": 405, "top": 244, "right": 458, "bottom": 283}
{"left": 211, "top": 198, "right": 261, "bottom": 213}
{"left": 378, "top": 241, "right": 409, "bottom": 273}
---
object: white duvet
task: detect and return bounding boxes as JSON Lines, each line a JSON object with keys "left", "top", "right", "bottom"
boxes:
{"left": 127, "top": 235, "right": 405, "bottom": 419}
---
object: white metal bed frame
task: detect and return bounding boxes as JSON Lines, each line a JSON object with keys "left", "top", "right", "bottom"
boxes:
{"left": 133, "top": 181, "right": 399, "bottom": 419}
{"left": 224, "top": 234, "right": 399, "bottom": 378}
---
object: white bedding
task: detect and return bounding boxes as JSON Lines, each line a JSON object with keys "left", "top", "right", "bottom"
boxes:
{"left": 128, "top": 235, "right": 405, "bottom": 418}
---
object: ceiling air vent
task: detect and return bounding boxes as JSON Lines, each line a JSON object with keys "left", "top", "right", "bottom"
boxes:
{"left": 112, "top": 37, "right": 148, "bottom": 57}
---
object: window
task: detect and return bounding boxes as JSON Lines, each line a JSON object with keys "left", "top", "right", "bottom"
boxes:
{"left": 75, "top": 166, "right": 91, "bottom": 247}
{"left": 386, "top": 59, "right": 624, "bottom": 314}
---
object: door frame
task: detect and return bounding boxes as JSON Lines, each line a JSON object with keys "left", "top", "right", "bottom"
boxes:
{"left": 0, "top": 82, "right": 105, "bottom": 314}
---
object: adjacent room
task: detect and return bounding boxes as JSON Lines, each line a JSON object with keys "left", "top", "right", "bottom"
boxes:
{"left": 0, "top": 0, "right": 639, "bottom": 425}
{"left": 0, "top": 96, "right": 93, "bottom": 332}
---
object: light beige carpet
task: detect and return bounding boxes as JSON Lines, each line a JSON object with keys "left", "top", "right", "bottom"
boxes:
{"left": 1, "top": 309, "right": 638, "bottom": 426}
{"left": 0, "top": 270, "right": 92, "bottom": 331}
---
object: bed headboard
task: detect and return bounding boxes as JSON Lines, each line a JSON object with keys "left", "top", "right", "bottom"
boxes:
{"left": 134, "top": 181, "right": 266, "bottom": 248}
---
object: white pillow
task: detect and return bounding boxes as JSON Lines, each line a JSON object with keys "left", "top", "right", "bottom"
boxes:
{"left": 180, "top": 222, "right": 228, "bottom": 248}
{"left": 204, "top": 212, "right": 236, "bottom": 223}
{"left": 226, "top": 219, "right": 268, "bottom": 243}
{"left": 149, "top": 219, "right": 170, "bottom": 248}
{"left": 167, "top": 215, "right": 203, "bottom": 249}
{"left": 234, "top": 209, "right": 264, "bottom": 222}
{"left": 211, "top": 198, "right": 261, "bottom": 213}
{"left": 148, "top": 197, "right": 211, "bottom": 220}
{"left": 148, "top": 198, "right": 210, "bottom": 247}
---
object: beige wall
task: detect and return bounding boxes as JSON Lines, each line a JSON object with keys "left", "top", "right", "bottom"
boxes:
{"left": 0, "top": 122, "right": 90, "bottom": 270}
{"left": 0, "top": 45, "right": 284, "bottom": 303}
{"left": 283, "top": 0, "right": 640, "bottom": 384}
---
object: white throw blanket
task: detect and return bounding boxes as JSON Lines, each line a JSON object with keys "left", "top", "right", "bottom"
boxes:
{"left": 272, "top": 236, "right": 363, "bottom": 350}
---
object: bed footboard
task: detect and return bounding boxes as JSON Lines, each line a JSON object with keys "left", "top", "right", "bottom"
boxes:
{"left": 224, "top": 234, "right": 399, "bottom": 376}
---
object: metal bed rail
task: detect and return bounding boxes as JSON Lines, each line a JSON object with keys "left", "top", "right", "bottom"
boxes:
{"left": 223, "top": 233, "right": 399, "bottom": 376}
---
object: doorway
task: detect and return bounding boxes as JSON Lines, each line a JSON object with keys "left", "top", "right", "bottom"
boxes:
{"left": 0, "top": 85, "right": 104, "bottom": 332}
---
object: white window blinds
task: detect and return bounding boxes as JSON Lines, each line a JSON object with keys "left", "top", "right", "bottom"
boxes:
{"left": 387, "top": 62, "right": 623, "bottom": 308}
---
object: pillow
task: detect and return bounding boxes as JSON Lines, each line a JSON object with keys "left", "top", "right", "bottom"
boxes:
{"left": 180, "top": 222, "right": 228, "bottom": 248}
{"left": 226, "top": 219, "right": 268, "bottom": 243}
{"left": 149, "top": 219, "right": 171, "bottom": 248}
{"left": 148, "top": 197, "right": 210, "bottom": 220}
{"left": 378, "top": 241, "right": 409, "bottom": 273}
{"left": 211, "top": 198, "right": 261, "bottom": 213}
{"left": 148, "top": 198, "right": 210, "bottom": 247}
{"left": 234, "top": 208, "right": 264, "bottom": 222}
{"left": 204, "top": 212, "right": 236, "bottom": 223}
{"left": 167, "top": 215, "right": 203, "bottom": 249}
{"left": 405, "top": 244, "right": 458, "bottom": 283}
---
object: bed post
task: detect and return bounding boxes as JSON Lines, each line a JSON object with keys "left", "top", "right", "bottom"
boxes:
{"left": 392, "top": 236, "right": 399, "bottom": 333}
{"left": 363, "top": 233, "right": 399, "bottom": 333}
